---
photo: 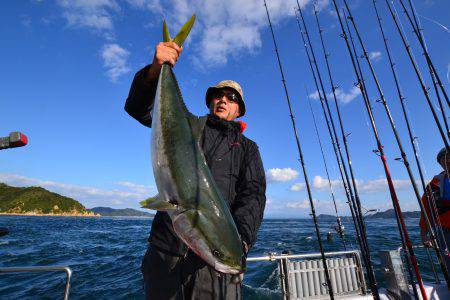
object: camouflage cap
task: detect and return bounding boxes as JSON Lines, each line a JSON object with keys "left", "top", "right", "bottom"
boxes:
{"left": 205, "top": 80, "right": 246, "bottom": 117}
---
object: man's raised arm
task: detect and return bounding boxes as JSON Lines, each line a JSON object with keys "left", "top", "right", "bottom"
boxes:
{"left": 124, "top": 42, "right": 183, "bottom": 127}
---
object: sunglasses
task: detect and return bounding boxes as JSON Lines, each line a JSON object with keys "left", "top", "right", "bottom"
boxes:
{"left": 212, "top": 90, "right": 239, "bottom": 103}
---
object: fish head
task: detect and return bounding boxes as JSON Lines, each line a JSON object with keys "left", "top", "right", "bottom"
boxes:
{"left": 212, "top": 248, "right": 247, "bottom": 275}
{"left": 172, "top": 209, "right": 246, "bottom": 275}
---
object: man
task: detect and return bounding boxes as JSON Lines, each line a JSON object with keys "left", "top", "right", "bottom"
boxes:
{"left": 420, "top": 147, "right": 450, "bottom": 269}
{"left": 125, "top": 41, "right": 266, "bottom": 299}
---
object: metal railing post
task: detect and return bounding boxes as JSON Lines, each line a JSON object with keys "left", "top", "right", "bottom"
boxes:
{"left": 0, "top": 266, "right": 72, "bottom": 300}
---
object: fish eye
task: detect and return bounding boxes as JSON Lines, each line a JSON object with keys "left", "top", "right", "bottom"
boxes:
{"left": 213, "top": 249, "right": 224, "bottom": 259}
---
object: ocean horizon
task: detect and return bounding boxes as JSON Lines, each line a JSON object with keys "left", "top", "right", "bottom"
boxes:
{"left": 0, "top": 215, "right": 436, "bottom": 299}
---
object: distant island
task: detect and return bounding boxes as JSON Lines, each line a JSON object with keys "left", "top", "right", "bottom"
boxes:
{"left": 0, "top": 183, "right": 96, "bottom": 216}
{"left": 318, "top": 209, "right": 421, "bottom": 220}
{"left": 366, "top": 209, "right": 421, "bottom": 219}
{"left": 88, "top": 207, "right": 154, "bottom": 217}
{"left": 0, "top": 183, "right": 154, "bottom": 217}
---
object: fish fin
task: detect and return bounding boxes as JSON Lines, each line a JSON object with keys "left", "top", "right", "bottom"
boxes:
{"left": 140, "top": 194, "right": 177, "bottom": 211}
{"left": 163, "top": 20, "right": 172, "bottom": 42}
{"left": 172, "top": 14, "right": 196, "bottom": 47}
{"left": 188, "top": 115, "right": 207, "bottom": 142}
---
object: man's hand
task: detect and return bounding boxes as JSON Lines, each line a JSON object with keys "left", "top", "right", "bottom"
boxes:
{"left": 153, "top": 42, "right": 183, "bottom": 67}
{"left": 146, "top": 42, "right": 183, "bottom": 82}
{"left": 243, "top": 241, "right": 249, "bottom": 255}
{"left": 230, "top": 273, "right": 244, "bottom": 284}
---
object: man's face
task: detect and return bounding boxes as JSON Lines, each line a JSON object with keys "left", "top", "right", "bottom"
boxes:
{"left": 209, "top": 88, "right": 241, "bottom": 121}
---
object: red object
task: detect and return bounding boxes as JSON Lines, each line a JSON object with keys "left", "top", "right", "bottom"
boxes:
{"left": 10, "top": 132, "right": 28, "bottom": 147}
{"left": 420, "top": 176, "right": 450, "bottom": 231}
{"left": 236, "top": 121, "right": 247, "bottom": 133}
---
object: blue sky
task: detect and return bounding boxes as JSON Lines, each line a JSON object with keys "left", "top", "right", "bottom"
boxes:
{"left": 1, "top": 0, "right": 449, "bottom": 218}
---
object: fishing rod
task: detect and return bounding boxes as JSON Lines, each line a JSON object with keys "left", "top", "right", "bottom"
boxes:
{"left": 398, "top": 0, "right": 450, "bottom": 109}
{"left": 306, "top": 86, "right": 347, "bottom": 248}
{"left": 262, "top": 1, "right": 335, "bottom": 298}
{"left": 384, "top": 1, "right": 449, "bottom": 146}
{"left": 311, "top": 6, "right": 382, "bottom": 298}
{"left": 295, "top": 5, "right": 358, "bottom": 242}
{"left": 399, "top": 0, "right": 450, "bottom": 139}
{"left": 342, "top": 8, "right": 422, "bottom": 300}
{"left": 341, "top": 9, "right": 421, "bottom": 300}
{"left": 377, "top": 0, "right": 448, "bottom": 251}
{"left": 346, "top": 0, "right": 450, "bottom": 292}
{"left": 373, "top": 0, "right": 450, "bottom": 289}
{"left": 332, "top": 0, "right": 427, "bottom": 298}
{"left": 297, "top": 3, "right": 357, "bottom": 213}
{"left": 403, "top": 0, "right": 450, "bottom": 282}
{"left": 295, "top": 8, "right": 366, "bottom": 264}
{"left": 297, "top": 4, "right": 378, "bottom": 297}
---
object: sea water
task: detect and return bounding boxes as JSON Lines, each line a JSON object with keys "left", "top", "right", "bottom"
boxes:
{"left": 0, "top": 216, "right": 437, "bottom": 299}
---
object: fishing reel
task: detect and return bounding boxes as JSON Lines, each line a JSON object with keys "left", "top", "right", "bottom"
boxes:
{"left": 334, "top": 218, "right": 345, "bottom": 239}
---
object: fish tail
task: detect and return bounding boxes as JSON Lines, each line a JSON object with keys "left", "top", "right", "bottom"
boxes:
{"left": 162, "top": 15, "right": 196, "bottom": 47}
{"left": 163, "top": 20, "right": 171, "bottom": 42}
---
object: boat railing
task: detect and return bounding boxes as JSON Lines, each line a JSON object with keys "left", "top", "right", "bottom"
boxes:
{"left": 247, "top": 250, "right": 366, "bottom": 300}
{"left": 0, "top": 228, "right": 72, "bottom": 300}
{"left": 0, "top": 265, "right": 72, "bottom": 300}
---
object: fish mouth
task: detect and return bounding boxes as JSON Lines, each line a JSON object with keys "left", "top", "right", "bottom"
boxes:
{"left": 214, "top": 261, "right": 242, "bottom": 275}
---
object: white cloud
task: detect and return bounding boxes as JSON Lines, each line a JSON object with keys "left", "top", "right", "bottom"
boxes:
{"left": 115, "top": 181, "right": 152, "bottom": 194}
{"left": 357, "top": 178, "right": 412, "bottom": 194}
{"left": 311, "top": 175, "right": 413, "bottom": 194}
{"left": 52, "top": 1, "right": 322, "bottom": 72}
{"left": 308, "top": 90, "right": 321, "bottom": 100}
{"left": 56, "top": 0, "right": 119, "bottom": 32}
{"left": 267, "top": 168, "right": 299, "bottom": 183}
{"left": 284, "top": 198, "right": 346, "bottom": 213}
{"left": 308, "top": 86, "right": 361, "bottom": 104}
{"left": 334, "top": 86, "right": 361, "bottom": 104}
{"left": 125, "top": 0, "right": 163, "bottom": 14}
{"left": 0, "top": 174, "right": 155, "bottom": 208}
{"left": 314, "top": 0, "right": 330, "bottom": 12}
{"left": 101, "top": 43, "right": 131, "bottom": 82}
{"left": 313, "top": 175, "right": 341, "bottom": 190}
{"left": 286, "top": 199, "right": 312, "bottom": 209}
{"left": 128, "top": 0, "right": 313, "bottom": 67}
{"left": 290, "top": 182, "right": 306, "bottom": 192}
{"left": 369, "top": 51, "right": 382, "bottom": 62}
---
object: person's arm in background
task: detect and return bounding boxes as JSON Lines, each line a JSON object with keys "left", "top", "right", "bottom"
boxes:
{"left": 420, "top": 189, "right": 432, "bottom": 246}
{"left": 420, "top": 178, "right": 439, "bottom": 246}
{"left": 124, "top": 42, "right": 182, "bottom": 126}
{"left": 232, "top": 142, "right": 266, "bottom": 254}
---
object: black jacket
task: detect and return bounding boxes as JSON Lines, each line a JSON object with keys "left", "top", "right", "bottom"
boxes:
{"left": 125, "top": 65, "right": 266, "bottom": 256}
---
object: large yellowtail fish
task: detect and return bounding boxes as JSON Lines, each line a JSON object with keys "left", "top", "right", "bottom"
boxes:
{"left": 141, "top": 15, "right": 245, "bottom": 275}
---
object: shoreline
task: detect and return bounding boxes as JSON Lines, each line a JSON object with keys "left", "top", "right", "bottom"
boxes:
{"left": 0, "top": 212, "right": 100, "bottom": 217}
